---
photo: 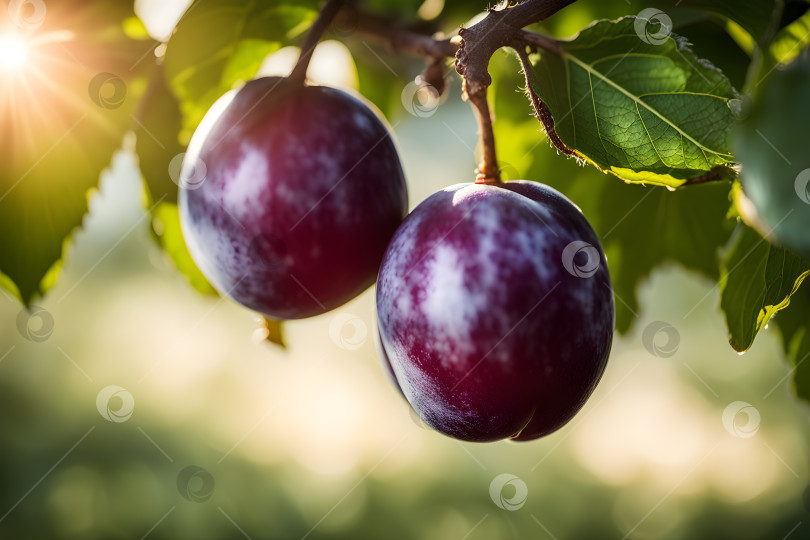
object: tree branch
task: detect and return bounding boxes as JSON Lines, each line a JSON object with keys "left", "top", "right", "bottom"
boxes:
{"left": 501, "top": 0, "right": 579, "bottom": 27}
{"left": 680, "top": 166, "right": 736, "bottom": 187}
{"left": 338, "top": 7, "right": 458, "bottom": 59}
{"left": 339, "top": 6, "right": 564, "bottom": 63}
{"left": 335, "top": 0, "right": 577, "bottom": 182}
{"left": 455, "top": 0, "right": 576, "bottom": 182}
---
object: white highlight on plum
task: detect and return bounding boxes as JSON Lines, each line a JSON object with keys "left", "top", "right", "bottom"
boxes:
{"left": 395, "top": 294, "right": 413, "bottom": 317}
{"left": 352, "top": 111, "right": 372, "bottom": 132}
{"left": 222, "top": 147, "right": 270, "bottom": 220}
{"left": 422, "top": 245, "right": 486, "bottom": 364}
{"left": 450, "top": 184, "right": 479, "bottom": 205}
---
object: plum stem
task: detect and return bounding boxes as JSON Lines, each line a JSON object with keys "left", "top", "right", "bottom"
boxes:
{"left": 289, "top": 0, "right": 347, "bottom": 86}
{"left": 297, "top": 1, "right": 576, "bottom": 183}
{"left": 454, "top": 1, "right": 576, "bottom": 184}
{"left": 466, "top": 82, "right": 501, "bottom": 184}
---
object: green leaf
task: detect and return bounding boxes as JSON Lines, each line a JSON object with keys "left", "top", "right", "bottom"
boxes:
{"left": 671, "top": 18, "right": 752, "bottom": 91}
{"left": 134, "top": 65, "right": 184, "bottom": 205}
{"left": 773, "top": 285, "right": 810, "bottom": 404}
{"left": 151, "top": 203, "right": 217, "bottom": 296}
{"left": 527, "top": 17, "right": 740, "bottom": 188}
{"left": 661, "top": 0, "right": 781, "bottom": 46}
{"left": 731, "top": 51, "right": 810, "bottom": 258}
{"left": 0, "top": 1, "right": 156, "bottom": 304}
{"left": 593, "top": 180, "right": 735, "bottom": 332}
{"left": 719, "top": 224, "right": 810, "bottom": 352}
{"left": 492, "top": 49, "right": 736, "bottom": 333}
{"left": 163, "top": 0, "right": 317, "bottom": 139}
{"left": 770, "top": 4, "right": 810, "bottom": 65}
{"left": 133, "top": 65, "right": 216, "bottom": 296}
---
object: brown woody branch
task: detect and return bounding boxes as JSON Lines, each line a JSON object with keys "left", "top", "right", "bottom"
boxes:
{"left": 334, "top": 1, "right": 728, "bottom": 188}
{"left": 339, "top": 1, "right": 578, "bottom": 183}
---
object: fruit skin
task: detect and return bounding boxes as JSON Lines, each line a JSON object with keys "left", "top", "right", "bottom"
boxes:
{"left": 374, "top": 324, "right": 404, "bottom": 395}
{"left": 376, "top": 181, "right": 614, "bottom": 442}
{"left": 180, "top": 77, "right": 408, "bottom": 319}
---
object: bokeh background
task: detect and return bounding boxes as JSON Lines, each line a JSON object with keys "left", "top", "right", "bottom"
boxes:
{"left": 2, "top": 0, "right": 810, "bottom": 539}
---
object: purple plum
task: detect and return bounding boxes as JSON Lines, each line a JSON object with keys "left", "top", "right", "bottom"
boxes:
{"left": 376, "top": 181, "right": 614, "bottom": 442}
{"left": 180, "top": 77, "right": 407, "bottom": 319}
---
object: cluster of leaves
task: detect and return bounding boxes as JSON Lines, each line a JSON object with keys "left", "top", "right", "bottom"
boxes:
{"left": 512, "top": 0, "right": 810, "bottom": 400}
{"left": 1, "top": 1, "right": 809, "bottom": 400}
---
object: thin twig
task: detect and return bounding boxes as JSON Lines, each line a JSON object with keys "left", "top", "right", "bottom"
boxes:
{"left": 337, "top": 1, "right": 577, "bottom": 183}
{"left": 680, "top": 166, "right": 735, "bottom": 186}
{"left": 342, "top": 5, "right": 563, "bottom": 60}
{"left": 515, "top": 46, "right": 573, "bottom": 156}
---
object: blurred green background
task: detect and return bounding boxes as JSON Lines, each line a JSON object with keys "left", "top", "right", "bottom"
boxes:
{"left": 2, "top": 1, "right": 810, "bottom": 539}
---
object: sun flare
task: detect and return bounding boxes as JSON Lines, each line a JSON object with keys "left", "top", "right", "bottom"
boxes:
{"left": 0, "top": 33, "right": 29, "bottom": 71}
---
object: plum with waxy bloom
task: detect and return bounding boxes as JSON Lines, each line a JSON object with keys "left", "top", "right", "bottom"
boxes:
{"left": 376, "top": 181, "right": 614, "bottom": 442}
